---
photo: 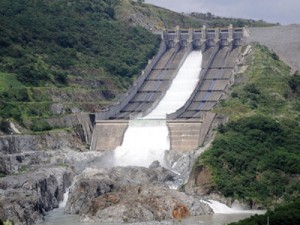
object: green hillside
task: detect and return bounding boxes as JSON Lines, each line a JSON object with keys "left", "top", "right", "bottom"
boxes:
{"left": 197, "top": 44, "right": 300, "bottom": 206}
{"left": 230, "top": 200, "right": 300, "bottom": 225}
{"left": 0, "top": 0, "right": 160, "bottom": 132}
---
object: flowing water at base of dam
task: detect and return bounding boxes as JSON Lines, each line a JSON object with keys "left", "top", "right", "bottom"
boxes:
{"left": 113, "top": 51, "right": 203, "bottom": 167}
{"left": 113, "top": 119, "right": 170, "bottom": 167}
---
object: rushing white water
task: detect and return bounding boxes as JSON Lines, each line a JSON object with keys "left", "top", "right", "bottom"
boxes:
{"left": 201, "top": 200, "right": 266, "bottom": 215}
{"left": 114, "top": 51, "right": 203, "bottom": 167}
{"left": 146, "top": 51, "right": 203, "bottom": 119}
{"left": 59, "top": 190, "right": 69, "bottom": 208}
{"left": 114, "top": 119, "right": 170, "bottom": 167}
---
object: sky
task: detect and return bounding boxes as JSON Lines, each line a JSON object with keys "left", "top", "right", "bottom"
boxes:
{"left": 145, "top": 0, "right": 300, "bottom": 25}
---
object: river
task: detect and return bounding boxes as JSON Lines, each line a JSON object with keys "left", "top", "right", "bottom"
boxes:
{"left": 40, "top": 206, "right": 264, "bottom": 225}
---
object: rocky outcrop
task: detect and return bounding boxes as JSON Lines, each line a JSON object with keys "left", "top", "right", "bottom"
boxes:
{"left": 0, "top": 167, "right": 73, "bottom": 225}
{"left": 65, "top": 163, "right": 212, "bottom": 223}
{"left": 0, "top": 132, "right": 84, "bottom": 155}
{"left": 0, "top": 128, "right": 92, "bottom": 175}
{"left": 183, "top": 164, "right": 215, "bottom": 196}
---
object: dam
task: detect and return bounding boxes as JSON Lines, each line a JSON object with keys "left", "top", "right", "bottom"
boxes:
{"left": 91, "top": 25, "right": 245, "bottom": 153}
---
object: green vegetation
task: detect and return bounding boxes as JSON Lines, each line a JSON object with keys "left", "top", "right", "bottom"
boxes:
{"left": 0, "top": 0, "right": 160, "bottom": 131}
{"left": 200, "top": 115, "right": 300, "bottom": 205}
{"left": 117, "top": 0, "right": 275, "bottom": 31}
{"left": 29, "top": 120, "right": 53, "bottom": 132}
{"left": 215, "top": 44, "right": 295, "bottom": 120}
{"left": 229, "top": 200, "right": 300, "bottom": 225}
{"left": 197, "top": 44, "right": 300, "bottom": 206}
{"left": 0, "top": 119, "right": 11, "bottom": 134}
{"left": 0, "top": 0, "right": 159, "bottom": 84}
{"left": 19, "top": 165, "right": 31, "bottom": 173}
{"left": 115, "top": 0, "right": 201, "bottom": 29}
{"left": 188, "top": 12, "right": 278, "bottom": 27}
{"left": 0, "top": 220, "right": 13, "bottom": 225}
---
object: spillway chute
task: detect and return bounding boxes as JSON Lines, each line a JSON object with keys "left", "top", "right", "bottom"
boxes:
{"left": 114, "top": 50, "right": 203, "bottom": 167}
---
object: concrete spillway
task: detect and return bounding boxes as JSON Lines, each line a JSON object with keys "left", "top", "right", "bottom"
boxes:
{"left": 145, "top": 51, "right": 202, "bottom": 119}
{"left": 112, "top": 46, "right": 191, "bottom": 119}
{"left": 168, "top": 45, "right": 241, "bottom": 119}
{"left": 91, "top": 26, "right": 245, "bottom": 152}
{"left": 113, "top": 51, "right": 203, "bottom": 167}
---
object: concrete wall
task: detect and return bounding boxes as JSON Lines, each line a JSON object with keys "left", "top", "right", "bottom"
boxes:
{"left": 91, "top": 121, "right": 129, "bottom": 151}
{"left": 167, "top": 120, "right": 202, "bottom": 153}
{"left": 198, "top": 112, "right": 216, "bottom": 145}
{"left": 92, "top": 119, "right": 205, "bottom": 153}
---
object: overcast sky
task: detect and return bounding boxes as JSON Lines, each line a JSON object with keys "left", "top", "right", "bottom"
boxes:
{"left": 145, "top": 0, "right": 300, "bottom": 25}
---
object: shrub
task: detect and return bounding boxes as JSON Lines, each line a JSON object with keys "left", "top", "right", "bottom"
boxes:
{"left": 200, "top": 115, "right": 300, "bottom": 205}
{"left": 0, "top": 119, "right": 11, "bottom": 134}
{"left": 30, "top": 120, "right": 52, "bottom": 132}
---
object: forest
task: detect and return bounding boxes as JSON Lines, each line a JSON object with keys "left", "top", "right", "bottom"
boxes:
{"left": 0, "top": 0, "right": 160, "bottom": 130}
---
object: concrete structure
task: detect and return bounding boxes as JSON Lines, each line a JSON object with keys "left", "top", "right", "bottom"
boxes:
{"left": 90, "top": 120, "right": 128, "bottom": 151}
{"left": 91, "top": 26, "right": 245, "bottom": 152}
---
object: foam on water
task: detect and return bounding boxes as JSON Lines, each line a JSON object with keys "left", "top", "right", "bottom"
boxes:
{"left": 59, "top": 190, "right": 69, "bottom": 208}
{"left": 201, "top": 200, "right": 266, "bottom": 215}
{"left": 114, "top": 51, "right": 203, "bottom": 167}
{"left": 114, "top": 119, "right": 169, "bottom": 167}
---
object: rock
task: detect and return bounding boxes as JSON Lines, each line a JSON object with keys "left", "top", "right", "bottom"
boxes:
{"left": 0, "top": 132, "right": 85, "bottom": 155}
{"left": 0, "top": 167, "right": 73, "bottom": 225}
{"left": 50, "top": 103, "right": 64, "bottom": 115}
{"left": 172, "top": 201, "right": 190, "bottom": 219}
{"left": 0, "top": 148, "right": 106, "bottom": 176}
{"left": 65, "top": 165, "right": 212, "bottom": 223}
{"left": 70, "top": 107, "right": 81, "bottom": 114}
{"left": 183, "top": 164, "right": 215, "bottom": 196}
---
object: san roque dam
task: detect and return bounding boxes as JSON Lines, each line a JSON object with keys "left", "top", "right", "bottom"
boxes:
{"left": 91, "top": 25, "right": 246, "bottom": 157}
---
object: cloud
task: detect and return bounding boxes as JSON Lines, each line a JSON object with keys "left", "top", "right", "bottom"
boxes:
{"left": 145, "top": 0, "right": 300, "bottom": 25}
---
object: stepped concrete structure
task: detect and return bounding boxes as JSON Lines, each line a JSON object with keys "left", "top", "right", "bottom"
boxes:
{"left": 91, "top": 25, "right": 246, "bottom": 152}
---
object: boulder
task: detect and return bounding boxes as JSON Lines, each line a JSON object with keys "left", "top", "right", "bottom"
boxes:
{"left": 65, "top": 165, "right": 212, "bottom": 223}
{"left": 183, "top": 164, "right": 215, "bottom": 196}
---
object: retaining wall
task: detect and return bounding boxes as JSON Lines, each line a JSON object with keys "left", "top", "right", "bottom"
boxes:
{"left": 95, "top": 41, "right": 167, "bottom": 121}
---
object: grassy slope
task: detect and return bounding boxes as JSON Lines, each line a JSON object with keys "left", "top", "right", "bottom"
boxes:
{"left": 116, "top": 0, "right": 275, "bottom": 31}
{"left": 115, "top": 0, "right": 200, "bottom": 30}
{"left": 196, "top": 44, "right": 300, "bottom": 206}
{"left": 188, "top": 12, "right": 277, "bottom": 28}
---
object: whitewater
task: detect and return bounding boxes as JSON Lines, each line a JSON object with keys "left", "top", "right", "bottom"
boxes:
{"left": 113, "top": 51, "right": 203, "bottom": 167}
